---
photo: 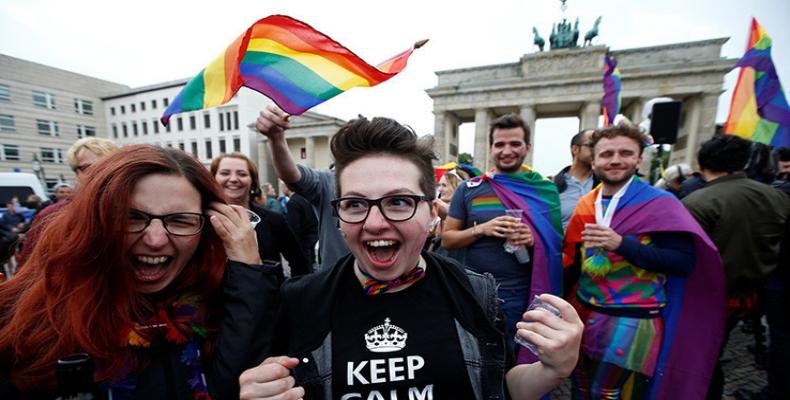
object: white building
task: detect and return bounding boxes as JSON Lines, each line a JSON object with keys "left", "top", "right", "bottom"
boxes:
{"left": 0, "top": 54, "right": 128, "bottom": 190}
{"left": 103, "top": 82, "right": 272, "bottom": 168}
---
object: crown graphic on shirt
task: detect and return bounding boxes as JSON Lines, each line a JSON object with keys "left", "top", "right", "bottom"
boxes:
{"left": 364, "top": 318, "right": 407, "bottom": 353}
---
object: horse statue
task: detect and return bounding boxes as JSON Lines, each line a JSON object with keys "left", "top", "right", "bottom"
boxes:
{"left": 584, "top": 16, "right": 602, "bottom": 46}
{"left": 533, "top": 26, "right": 545, "bottom": 52}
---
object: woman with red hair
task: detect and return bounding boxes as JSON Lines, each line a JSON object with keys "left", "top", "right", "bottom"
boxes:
{"left": 0, "top": 145, "right": 279, "bottom": 399}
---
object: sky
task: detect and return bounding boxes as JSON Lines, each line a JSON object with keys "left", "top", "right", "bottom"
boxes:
{"left": 1, "top": 0, "right": 788, "bottom": 176}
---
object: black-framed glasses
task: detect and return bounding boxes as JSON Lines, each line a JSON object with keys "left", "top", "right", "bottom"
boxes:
{"left": 127, "top": 209, "right": 205, "bottom": 236}
{"left": 331, "top": 195, "right": 434, "bottom": 224}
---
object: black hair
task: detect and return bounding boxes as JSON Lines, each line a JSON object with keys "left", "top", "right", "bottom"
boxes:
{"left": 697, "top": 134, "right": 751, "bottom": 173}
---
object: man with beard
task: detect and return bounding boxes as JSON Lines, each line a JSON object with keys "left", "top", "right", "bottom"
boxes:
{"left": 443, "top": 114, "right": 563, "bottom": 354}
{"left": 563, "top": 124, "right": 725, "bottom": 399}
{"left": 554, "top": 129, "right": 599, "bottom": 230}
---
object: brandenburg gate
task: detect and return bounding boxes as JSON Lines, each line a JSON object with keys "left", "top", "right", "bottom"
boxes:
{"left": 427, "top": 38, "right": 737, "bottom": 170}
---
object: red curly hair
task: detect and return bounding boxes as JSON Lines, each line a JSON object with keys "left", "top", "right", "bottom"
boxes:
{"left": 0, "top": 145, "right": 228, "bottom": 392}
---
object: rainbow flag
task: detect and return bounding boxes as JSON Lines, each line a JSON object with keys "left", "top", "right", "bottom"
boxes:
{"left": 563, "top": 179, "right": 725, "bottom": 399}
{"left": 724, "top": 18, "right": 790, "bottom": 147}
{"left": 161, "top": 15, "right": 426, "bottom": 125}
{"left": 433, "top": 161, "right": 481, "bottom": 183}
{"left": 601, "top": 55, "right": 621, "bottom": 126}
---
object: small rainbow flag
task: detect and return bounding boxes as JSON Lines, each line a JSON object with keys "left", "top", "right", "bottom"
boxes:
{"left": 724, "top": 18, "right": 790, "bottom": 147}
{"left": 601, "top": 55, "right": 621, "bottom": 126}
{"left": 161, "top": 15, "right": 426, "bottom": 126}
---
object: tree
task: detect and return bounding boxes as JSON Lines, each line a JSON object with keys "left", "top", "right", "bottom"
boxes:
{"left": 458, "top": 152, "right": 473, "bottom": 165}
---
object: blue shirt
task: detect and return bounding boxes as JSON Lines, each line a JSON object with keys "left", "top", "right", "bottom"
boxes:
{"left": 559, "top": 172, "right": 594, "bottom": 231}
{"left": 448, "top": 181, "right": 531, "bottom": 290}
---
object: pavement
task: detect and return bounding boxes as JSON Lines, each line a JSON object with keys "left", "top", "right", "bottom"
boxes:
{"left": 551, "top": 320, "right": 768, "bottom": 399}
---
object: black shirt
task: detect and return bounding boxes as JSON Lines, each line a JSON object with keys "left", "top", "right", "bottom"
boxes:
{"left": 331, "top": 264, "right": 476, "bottom": 399}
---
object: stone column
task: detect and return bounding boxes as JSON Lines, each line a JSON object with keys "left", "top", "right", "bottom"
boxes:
{"left": 697, "top": 91, "right": 721, "bottom": 145}
{"left": 257, "top": 138, "right": 273, "bottom": 187}
{"left": 629, "top": 98, "right": 644, "bottom": 125}
{"left": 305, "top": 136, "right": 315, "bottom": 168}
{"left": 520, "top": 104, "right": 537, "bottom": 167}
{"left": 683, "top": 96, "right": 702, "bottom": 168}
{"left": 579, "top": 101, "right": 600, "bottom": 130}
{"left": 445, "top": 113, "right": 459, "bottom": 160}
{"left": 433, "top": 112, "right": 447, "bottom": 163}
{"left": 474, "top": 109, "right": 493, "bottom": 171}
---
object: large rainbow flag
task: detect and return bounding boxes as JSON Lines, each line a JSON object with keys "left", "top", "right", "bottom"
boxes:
{"left": 161, "top": 15, "right": 426, "bottom": 125}
{"left": 724, "top": 18, "right": 790, "bottom": 147}
{"left": 601, "top": 55, "right": 621, "bottom": 126}
{"left": 563, "top": 179, "right": 725, "bottom": 399}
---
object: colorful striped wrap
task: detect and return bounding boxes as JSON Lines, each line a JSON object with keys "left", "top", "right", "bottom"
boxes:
{"left": 601, "top": 55, "right": 622, "bottom": 126}
{"left": 724, "top": 18, "right": 790, "bottom": 147}
{"left": 467, "top": 169, "right": 563, "bottom": 365}
{"left": 161, "top": 15, "right": 425, "bottom": 125}
{"left": 563, "top": 179, "right": 725, "bottom": 399}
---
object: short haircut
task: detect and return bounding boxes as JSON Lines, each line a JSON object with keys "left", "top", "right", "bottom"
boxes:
{"left": 776, "top": 147, "right": 790, "bottom": 162}
{"left": 66, "top": 137, "right": 119, "bottom": 170}
{"left": 590, "top": 124, "right": 646, "bottom": 156}
{"left": 697, "top": 134, "right": 751, "bottom": 173}
{"left": 209, "top": 152, "right": 261, "bottom": 198}
{"left": 330, "top": 117, "right": 436, "bottom": 197}
{"left": 489, "top": 114, "right": 531, "bottom": 146}
{"left": 570, "top": 129, "right": 592, "bottom": 147}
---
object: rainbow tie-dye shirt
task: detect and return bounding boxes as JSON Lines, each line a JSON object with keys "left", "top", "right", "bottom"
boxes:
{"left": 577, "top": 233, "right": 668, "bottom": 309}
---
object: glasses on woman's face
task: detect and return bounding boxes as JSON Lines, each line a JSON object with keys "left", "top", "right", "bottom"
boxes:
{"left": 331, "top": 194, "right": 434, "bottom": 224}
{"left": 127, "top": 209, "right": 205, "bottom": 236}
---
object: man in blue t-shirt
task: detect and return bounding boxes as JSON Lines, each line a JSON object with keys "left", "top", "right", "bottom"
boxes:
{"left": 443, "top": 114, "right": 541, "bottom": 347}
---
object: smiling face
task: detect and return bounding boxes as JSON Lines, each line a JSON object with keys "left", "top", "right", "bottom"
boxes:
{"left": 214, "top": 157, "right": 252, "bottom": 206}
{"left": 491, "top": 127, "right": 531, "bottom": 173}
{"left": 338, "top": 154, "right": 436, "bottom": 281}
{"left": 123, "top": 173, "right": 202, "bottom": 294}
{"left": 592, "top": 135, "right": 643, "bottom": 190}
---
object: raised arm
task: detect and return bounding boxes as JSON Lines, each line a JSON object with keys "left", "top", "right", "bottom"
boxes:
{"left": 255, "top": 105, "right": 302, "bottom": 185}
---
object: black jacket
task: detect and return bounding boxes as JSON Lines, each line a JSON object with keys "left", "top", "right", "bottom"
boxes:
{"left": 251, "top": 204, "right": 312, "bottom": 279}
{"left": 285, "top": 193, "right": 318, "bottom": 267}
{"left": 0, "top": 261, "right": 280, "bottom": 400}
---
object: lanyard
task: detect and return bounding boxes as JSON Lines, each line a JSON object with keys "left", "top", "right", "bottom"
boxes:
{"left": 594, "top": 178, "right": 633, "bottom": 228}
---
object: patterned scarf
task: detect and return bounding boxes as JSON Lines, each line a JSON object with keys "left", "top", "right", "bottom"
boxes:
{"left": 357, "top": 261, "right": 426, "bottom": 296}
{"left": 104, "top": 293, "right": 212, "bottom": 400}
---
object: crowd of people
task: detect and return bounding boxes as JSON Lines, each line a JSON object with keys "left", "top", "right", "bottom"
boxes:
{"left": 0, "top": 103, "right": 787, "bottom": 400}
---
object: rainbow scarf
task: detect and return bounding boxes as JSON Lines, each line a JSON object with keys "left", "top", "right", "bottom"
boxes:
{"left": 563, "top": 179, "right": 725, "bottom": 399}
{"left": 357, "top": 262, "right": 426, "bottom": 296}
{"left": 433, "top": 161, "right": 481, "bottom": 183}
{"left": 161, "top": 15, "right": 426, "bottom": 125}
{"left": 601, "top": 55, "right": 622, "bottom": 126}
{"left": 724, "top": 18, "right": 790, "bottom": 147}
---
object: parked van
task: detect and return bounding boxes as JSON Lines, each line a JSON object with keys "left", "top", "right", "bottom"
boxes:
{"left": 0, "top": 172, "right": 49, "bottom": 221}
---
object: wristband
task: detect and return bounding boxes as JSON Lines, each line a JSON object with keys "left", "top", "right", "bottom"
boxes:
{"left": 473, "top": 221, "right": 483, "bottom": 238}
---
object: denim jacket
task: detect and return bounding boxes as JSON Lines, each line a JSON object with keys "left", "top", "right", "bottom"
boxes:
{"left": 274, "top": 252, "right": 511, "bottom": 399}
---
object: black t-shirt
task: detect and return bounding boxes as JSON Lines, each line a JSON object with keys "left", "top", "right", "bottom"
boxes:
{"left": 331, "top": 265, "right": 476, "bottom": 399}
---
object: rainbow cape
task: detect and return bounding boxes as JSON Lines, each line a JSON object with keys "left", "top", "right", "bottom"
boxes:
{"left": 724, "top": 18, "right": 790, "bottom": 147}
{"left": 563, "top": 179, "right": 725, "bottom": 399}
{"left": 601, "top": 55, "right": 622, "bottom": 126}
{"left": 161, "top": 15, "right": 426, "bottom": 125}
{"left": 466, "top": 169, "right": 563, "bottom": 365}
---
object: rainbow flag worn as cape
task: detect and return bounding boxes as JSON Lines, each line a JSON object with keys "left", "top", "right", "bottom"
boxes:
{"left": 601, "top": 55, "right": 622, "bottom": 126}
{"left": 161, "top": 15, "right": 426, "bottom": 125}
{"left": 724, "top": 18, "right": 790, "bottom": 147}
{"left": 466, "top": 169, "right": 563, "bottom": 365}
{"left": 563, "top": 179, "right": 725, "bottom": 399}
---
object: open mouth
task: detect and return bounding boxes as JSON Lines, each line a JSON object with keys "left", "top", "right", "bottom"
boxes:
{"left": 132, "top": 255, "right": 173, "bottom": 282}
{"left": 364, "top": 239, "right": 400, "bottom": 267}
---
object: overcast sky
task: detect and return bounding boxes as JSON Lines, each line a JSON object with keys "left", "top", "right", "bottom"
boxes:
{"left": 1, "top": 0, "right": 788, "bottom": 175}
